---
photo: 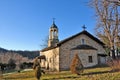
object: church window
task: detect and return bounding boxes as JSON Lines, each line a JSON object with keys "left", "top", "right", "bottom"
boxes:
{"left": 88, "top": 56, "right": 93, "bottom": 63}
{"left": 81, "top": 39, "right": 85, "bottom": 44}
{"left": 53, "top": 31, "right": 56, "bottom": 37}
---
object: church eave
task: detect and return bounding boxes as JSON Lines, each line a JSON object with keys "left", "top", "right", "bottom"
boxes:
{"left": 40, "top": 46, "right": 58, "bottom": 52}
{"left": 57, "top": 30, "right": 105, "bottom": 46}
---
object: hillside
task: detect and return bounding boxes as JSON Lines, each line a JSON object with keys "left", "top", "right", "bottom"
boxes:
{"left": 0, "top": 47, "right": 8, "bottom": 53}
{"left": 0, "top": 47, "right": 39, "bottom": 59}
{"left": 0, "top": 47, "right": 40, "bottom": 64}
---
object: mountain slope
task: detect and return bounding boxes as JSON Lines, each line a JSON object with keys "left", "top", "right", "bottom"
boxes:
{"left": 0, "top": 47, "right": 39, "bottom": 59}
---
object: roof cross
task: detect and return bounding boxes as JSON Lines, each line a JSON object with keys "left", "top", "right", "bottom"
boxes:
{"left": 82, "top": 25, "right": 87, "bottom": 30}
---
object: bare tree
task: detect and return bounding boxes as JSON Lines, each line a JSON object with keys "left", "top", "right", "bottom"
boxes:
{"left": 40, "top": 35, "right": 49, "bottom": 49}
{"left": 90, "top": 0, "right": 120, "bottom": 59}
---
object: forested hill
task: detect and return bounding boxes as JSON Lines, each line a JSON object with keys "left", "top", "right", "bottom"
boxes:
{"left": 0, "top": 47, "right": 39, "bottom": 59}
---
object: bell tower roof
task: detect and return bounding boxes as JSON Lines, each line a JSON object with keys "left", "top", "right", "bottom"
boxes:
{"left": 50, "top": 18, "right": 58, "bottom": 28}
{"left": 50, "top": 22, "right": 58, "bottom": 28}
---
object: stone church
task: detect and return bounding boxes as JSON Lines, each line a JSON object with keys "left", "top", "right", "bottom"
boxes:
{"left": 40, "top": 22, "right": 107, "bottom": 71}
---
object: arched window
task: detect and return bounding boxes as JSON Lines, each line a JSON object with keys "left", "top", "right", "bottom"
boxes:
{"left": 53, "top": 30, "right": 56, "bottom": 37}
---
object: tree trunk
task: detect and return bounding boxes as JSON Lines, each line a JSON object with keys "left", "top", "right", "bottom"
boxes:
{"left": 111, "top": 46, "right": 116, "bottom": 59}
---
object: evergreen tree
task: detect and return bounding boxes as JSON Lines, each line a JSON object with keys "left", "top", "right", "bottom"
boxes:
{"left": 70, "top": 53, "right": 84, "bottom": 75}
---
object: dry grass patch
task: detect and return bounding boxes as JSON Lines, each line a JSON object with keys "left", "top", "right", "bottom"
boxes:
{"left": 2, "top": 67, "right": 120, "bottom": 80}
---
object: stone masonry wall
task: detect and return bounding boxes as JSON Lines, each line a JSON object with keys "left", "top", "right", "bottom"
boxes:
{"left": 40, "top": 47, "right": 59, "bottom": 71}
{"left": 59, "top": 34, "right": 105, "bottom": 70}
{"left": 70, "top": 50, "right": 98, "bottom": 67}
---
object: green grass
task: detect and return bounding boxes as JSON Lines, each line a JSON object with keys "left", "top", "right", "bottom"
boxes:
{"left": 1, "top": 67, "right": 120, "bottom": 80}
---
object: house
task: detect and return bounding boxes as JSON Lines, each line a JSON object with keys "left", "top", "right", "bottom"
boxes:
{"left": 40, "top": 22, "right": 107, "bottom": 71}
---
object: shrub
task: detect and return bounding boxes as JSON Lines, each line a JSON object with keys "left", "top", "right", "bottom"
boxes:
{"left": 107, "top": 59, "right": 120, "bottom": 71}
{"left": 0, "top": 63, "right": 7, "bottom": 71}
{"left": 0, "top": 67, "right": 2, "bottom": 79}
{"left": 19, "top": 63, "right": 24, "bottom": 69}
{"left": 8, "top": 59, "right": 16, "bottom": 69}
{"left": 19, "top": 62, "right": 33, "bottom": 69}
{"left": 70, "top": 53, "right": 84, "bottom": 75}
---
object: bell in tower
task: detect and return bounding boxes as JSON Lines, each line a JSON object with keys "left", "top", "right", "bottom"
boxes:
{"left": 48, "top": 21, "right": 59, "bottom": 47}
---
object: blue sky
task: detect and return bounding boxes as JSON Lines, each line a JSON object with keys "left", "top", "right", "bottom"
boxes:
{"left": 0, "top": 0, "right": 96, "bottom": 51}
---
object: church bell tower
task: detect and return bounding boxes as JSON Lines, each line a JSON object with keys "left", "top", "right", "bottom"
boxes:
{"left": 48, "top": 21, "right": 59, "bottom": 47}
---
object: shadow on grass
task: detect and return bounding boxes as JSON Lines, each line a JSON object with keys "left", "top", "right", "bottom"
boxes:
{"left": 43, "top": 76, "right": 80, "bottom": 80}
{"left": 43, "top": 70, "right": 119, "bottom": 80}
{"left": 82, "top": 71, "right": 110, "bottom": 76}
{"left": 3, "top": 76, "right": 35, "bottom": 80}
{"left": 82, "top": 70, "right": 119, "bottom": 76}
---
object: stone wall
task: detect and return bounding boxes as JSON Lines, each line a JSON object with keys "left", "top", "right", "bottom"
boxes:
{"left": 40, "top": 47, "right": 59, "bottom": 71}
{"left": 59, "top": 34, "right": 105, "bottom": 70}
{"left": 70, "top": 50, "right": 98, "bottom": 67}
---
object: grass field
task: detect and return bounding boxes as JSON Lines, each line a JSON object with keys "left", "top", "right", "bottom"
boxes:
{"left": 1, "top": 67, "right": 120, "bottom": 80}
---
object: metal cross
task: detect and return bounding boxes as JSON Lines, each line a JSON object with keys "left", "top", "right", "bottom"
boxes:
{"left": 53, "top": 18, "right": 56, "bottom": 24}
{"left": 82, "top": 25, "right": 87, "bottom": 30}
